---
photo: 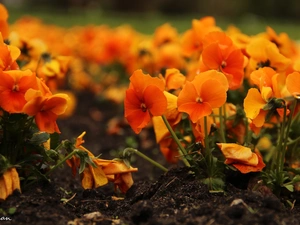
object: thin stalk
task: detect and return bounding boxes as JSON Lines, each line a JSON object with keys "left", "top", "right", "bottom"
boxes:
{"left": 276, "top": 106, "right": 287, "bottom": 175}
{"left": 45, "top": 150, "right": 79, "bottom": 176}
{"left": 124, "top": 148, "right": 168, "bottom": 172}
{"left": 282, "top": 99, "right": 297, "bottom": 152}
{"left": 204, "top": 116, "right": 213, "bottom": 175}
{"left": 218, "top": 106, "right": 226, "bottom": 143}
{"left": 161, "top": 115, "right": 191, "bottom": 167}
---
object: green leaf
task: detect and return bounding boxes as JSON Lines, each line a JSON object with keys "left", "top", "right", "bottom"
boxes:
{"left": 30, "top": 132, "right": 50, "bottom": 145}
{"left": 50, "top": 132, "right": 60, "bottom": 149}
{"left": 284, "top": 184, "right": 294, "bottom": 192}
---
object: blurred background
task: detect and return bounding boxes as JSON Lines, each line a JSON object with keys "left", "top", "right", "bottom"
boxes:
{"left": 2, "top": 0, "right": 300, "bottom": 37}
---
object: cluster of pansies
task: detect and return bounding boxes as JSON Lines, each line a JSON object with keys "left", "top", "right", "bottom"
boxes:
{"left": 123, "top": 19, "right": 300, "bottom": 193}
{"left": 1, "top": 2, "right": 300, "bottom": 200}
{"left": 0, "top": 4, "right": 137, "bottom": 200}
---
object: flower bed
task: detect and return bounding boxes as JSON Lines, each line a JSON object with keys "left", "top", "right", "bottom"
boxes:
{"left": 1, "top": 3, "right": 300, "bottom": 224}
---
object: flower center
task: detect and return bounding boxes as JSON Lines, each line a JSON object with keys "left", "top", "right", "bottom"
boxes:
{"left": 196, "top": 97, "right": 203, "bottom": 103}
{"left": 140, "top": 103, "right": 147, "bottom": 112}
{"left": 221, "top": 60, "right": 227, "bottom": 69}
{"left": 12, "top": 84, "right": 19, "bottom": 92}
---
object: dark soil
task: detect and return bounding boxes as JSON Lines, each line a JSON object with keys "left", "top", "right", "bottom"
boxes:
{"left": 1, "top": 92, "right": 300, "bottom": 225}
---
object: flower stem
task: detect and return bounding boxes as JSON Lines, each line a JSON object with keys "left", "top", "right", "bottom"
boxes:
{"left": 124, "top": 148, "right": 168, "bottom": 172}
{"left": 276, "top": 105, "right": 287, "bottom": 176}
{"left": 161, "top": 115, "right": 191, "bottom": 167}
{"left": 45, "top": 150, "right": 79, "bottom": 176}
{"left": 218, "top": 106, "right": 226, "bottom": 143}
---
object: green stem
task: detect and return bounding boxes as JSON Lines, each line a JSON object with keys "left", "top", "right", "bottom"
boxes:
{"left": 276, "top": 105, "right": 287, "bottom": 175}
{"left": 124, "top": 148, "right": 168, "bottom": 172}
{"left": 218, "top": 106, "right": 226, "bottom": 143}
{"left": 45, "top": 150, "right": 79, "bottom": 176}
{"left": 161, "top": 115, "right": 190, "bottom": 167}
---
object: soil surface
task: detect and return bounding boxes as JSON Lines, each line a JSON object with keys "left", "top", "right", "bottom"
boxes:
{"left": 1, "top": 92, "right": 300, "bottom": 225}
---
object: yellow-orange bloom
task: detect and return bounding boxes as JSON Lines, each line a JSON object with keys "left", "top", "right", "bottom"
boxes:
{"left": 0, "top": 168, "right": 21, "bottom": 200}
{"left": 177, "top": 70, "right": 228, "bottom": 123}
{"left": 246, "top": 37, "right": 291, "bottom": 72}
{"left": 0, "top": 69, "right": 38, "bottom": 113}
{"left": 124, "top": 69, "right": 167, "bottom": 134}
{"left": 217, "top": 143, "right": 265, "bottom": 173}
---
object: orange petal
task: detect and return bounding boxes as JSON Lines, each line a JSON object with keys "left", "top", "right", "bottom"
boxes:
{"left": 286, "top": 71, "right": 300, "bottom": 96}
{"left": 243, "top": 88, "right": 266, "bottom": 120}
{"left": 217, "top": 143, "right": 253, "bottom": 162}
{"left": 144, "top": 85, "right": 167, "bottom": 116}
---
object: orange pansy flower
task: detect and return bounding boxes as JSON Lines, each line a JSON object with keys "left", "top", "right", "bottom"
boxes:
{"left": 217, "top": 143, "right": 265, "bottom": 174}
{"left": 181, "top": 16, "right": 220, "bottom": 58}
{"left": 246, "top": 37, "right": 291, "bottom": 73}
{"left": 199, "top": 31, "right": 246, "bottom": 90}
{"left": 124, "top": 69, "right": 167, "bottom": 134}
{"left": 23, "top": 88, "right": 69, "bottom": 133}
{"left": 0, "top": 69, "right": 38, "bottom": 113}
{"left": 177, "top": 70, "right": 228, "bottom": 123}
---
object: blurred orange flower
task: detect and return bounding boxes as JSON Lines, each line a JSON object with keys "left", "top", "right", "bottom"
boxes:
{"left": 0, "top": 4, "right": 9, "bottom": 39}
{"left": 246, "top": 37, "right": 291, "bottom": 73}
{"left": 217, "top": 143, "right": 265, "bottom": 173}
{"left": 177, "top": 70, "right": 228, "bottom": 123}
{"left": 124, "top": 69, "right": 167, "bottom": 133}
{"left": 0, "top": 33, "right": 20, "bottom": 71}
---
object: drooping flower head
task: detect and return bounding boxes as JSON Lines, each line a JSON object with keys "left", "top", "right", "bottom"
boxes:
{"left": 124, "top": 69, "right": 167, "bottom": 134}
{"left": 217, "top": 143, "right": 265, "bottom": 173}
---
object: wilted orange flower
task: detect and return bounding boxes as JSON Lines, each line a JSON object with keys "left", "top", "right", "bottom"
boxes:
{"left": 0, "top": 168, "right": 21, "bottom": 200}
{"left": 0, "top": 69, "right": 38, "bottom": 113}
{"left": 246, "top": 37, "right": 291, "bottom": 73}
{"left": 66, "top": 132, "right": 137, "bottom": 193}
{"left": 217, "top": 143, "right": 265, "bottom": 173}
{"left": 23, "top": 88, "right": 70, "bottom": 133}
{"left": 124, "top": 69, "right": 167, "bottom": 134}
{"left": 177, "top": 70, "right": 228, "bottom": 123}
{"left": 199, "top": 31, "right": 246, "bottom": 90}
